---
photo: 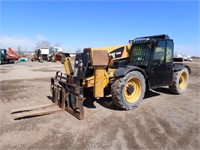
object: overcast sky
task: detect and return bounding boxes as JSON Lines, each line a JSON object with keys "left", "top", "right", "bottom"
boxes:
{"left": 1, "top": 0, "right": 199, "bottom": 56}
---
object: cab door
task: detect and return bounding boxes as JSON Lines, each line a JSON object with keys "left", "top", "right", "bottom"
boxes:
{"left": 149, "top": 40, "right": 166, "bottom": 88}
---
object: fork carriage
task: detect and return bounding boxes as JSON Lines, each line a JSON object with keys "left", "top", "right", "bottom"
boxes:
{"left": 51, "top": 71, "right": 85, "bottom": 120}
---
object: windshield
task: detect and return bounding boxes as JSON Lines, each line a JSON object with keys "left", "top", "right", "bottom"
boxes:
{"left": 129, "top": 44, "right": 151, "bottom": 66}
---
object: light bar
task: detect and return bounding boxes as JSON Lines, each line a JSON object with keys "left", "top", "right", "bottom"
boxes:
{"left": 129, "top": 34, "right": 170, "bottom": 44}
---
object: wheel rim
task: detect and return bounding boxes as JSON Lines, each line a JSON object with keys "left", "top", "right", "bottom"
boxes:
{"left": 179, "top": 72, "right": 187, "bottom": 90}
{"left": 124, "top": 78, "right": 142, "bottom": 103}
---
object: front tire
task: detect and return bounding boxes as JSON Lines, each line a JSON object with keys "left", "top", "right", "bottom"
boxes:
{"left": 169, "top": 68, "right": 189, "bottom": 94}
{"left": 111, "top": 71, "right": 146, "bottom": 110}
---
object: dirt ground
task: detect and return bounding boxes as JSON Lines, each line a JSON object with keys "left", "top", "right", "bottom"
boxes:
{"left": 0, "top": 60, "right": 199, "bottom": 150}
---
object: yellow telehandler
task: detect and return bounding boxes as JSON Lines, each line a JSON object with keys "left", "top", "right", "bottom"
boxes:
{"left": 12, "top": 34, "right": 191, "bottom": 120}
{"left": 49, "top": 34, "right": 191, "bottom": 120}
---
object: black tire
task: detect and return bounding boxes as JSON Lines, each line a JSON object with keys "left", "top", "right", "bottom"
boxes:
{"left": 169, "top": 68, "right": 189, "bottom": 94}
{"left": 111, "top": 71, "right": 146, "bottom": 110}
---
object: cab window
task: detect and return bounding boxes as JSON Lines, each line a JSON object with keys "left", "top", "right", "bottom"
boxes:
{"left": 130, "top": 44, "right": 151, "bottom": 66}
{"left": 153, "top": 41, "right": 165, "bottom": 65}
{"left": 166, "top": 41, "right": 173, "bottom": 63}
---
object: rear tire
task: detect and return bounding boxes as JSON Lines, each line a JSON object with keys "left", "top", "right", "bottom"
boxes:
{"left": 169, "top": 68, "right": 189, "bottom": 94}
{"left": 111, "top": 71, "right": 146, "bottom": 110}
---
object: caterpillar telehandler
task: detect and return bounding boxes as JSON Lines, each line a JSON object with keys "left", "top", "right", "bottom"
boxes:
{"left": 12, "top": 34, "right": 191, "bottom": 120}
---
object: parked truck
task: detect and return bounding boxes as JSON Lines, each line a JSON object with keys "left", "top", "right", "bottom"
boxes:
{"left": 31, "top": 48, "right": 50, "bottom": 62}
{"left": 0, "top": 48, "right": 20, "bottom": 64}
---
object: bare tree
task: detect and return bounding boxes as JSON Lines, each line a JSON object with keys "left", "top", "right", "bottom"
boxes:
{"left": 55, "top": 43, "right": 61, "bottom": 47}
{"left": 17, "top": 46, "right": 23, "bottom": 57}
{"left": 75, "top": 49, "right": 82, "bottom": 54}
{"left": 35, "top": 40, "right": 50, "bottom": 49}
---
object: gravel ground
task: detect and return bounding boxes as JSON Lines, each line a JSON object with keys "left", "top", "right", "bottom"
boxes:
{"left": 0, "top": 60, "right": 199, "bottom": 150}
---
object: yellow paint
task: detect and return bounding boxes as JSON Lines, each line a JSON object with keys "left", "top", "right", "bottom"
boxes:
{"left": 64, "top": 57, "right": 74, "bottom": 75}
{"left": 84, "top": 44, "right": 131, "bottom": 63}
{"left": 73, "top": 44, "right": 131, "bottom": 97}
{"left": 107, "top": 68, "right": 116, "bottom": 78}
{"left": 124, "top": 77, "right": 142, "bottom": 103}
{"left": 93, "top": 67, "right": 109, "bottom": 98}
{"left": 179, "top": 72, "right": 187, "bottom": 90}
{"left": 82, "top": 76, "right": 95, "bottom": 87}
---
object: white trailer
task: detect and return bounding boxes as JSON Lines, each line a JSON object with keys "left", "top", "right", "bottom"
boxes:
{"left": 40, "top": 48, "right": 49, "bottom": 55}
{"left": 54, "top": 47, "right": 62, "bottom": 52}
